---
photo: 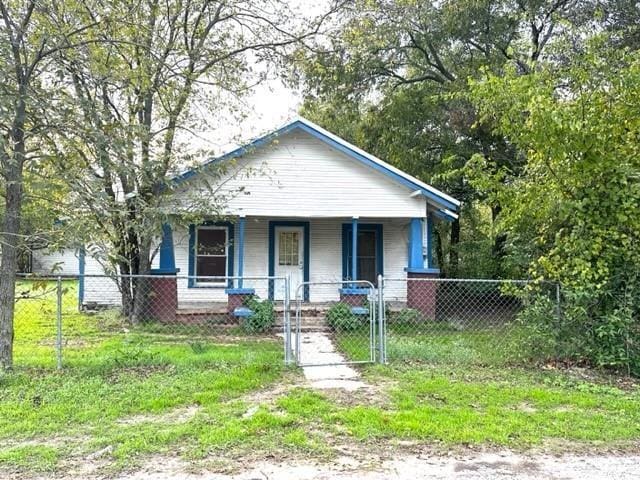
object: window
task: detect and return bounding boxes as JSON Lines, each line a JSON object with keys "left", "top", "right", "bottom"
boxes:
{"left": 195, "top": 226, "right": 228, "bottom": 284}
{"left": 278, "top": 231, "right": 299, "bottom": 266}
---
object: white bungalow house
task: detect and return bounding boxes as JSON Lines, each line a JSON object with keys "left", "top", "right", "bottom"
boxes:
{"left": 79, "top": 117, "right": 460, "bottom": 316}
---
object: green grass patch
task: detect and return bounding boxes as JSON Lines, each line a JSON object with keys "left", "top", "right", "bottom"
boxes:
{"left": 2, "top": 280, "right": 294, "bottom": 474}
{"left": 335, "top": 365, "right": 640, "bottom": 447}
{"left": 335, "top": 321, "right": 530, "bottom": 366}
{"left": 2, "top": 280, "right": 640, "bottom": 475}
{"left": 0, "top": 444, "right": 63, "bottom": 472}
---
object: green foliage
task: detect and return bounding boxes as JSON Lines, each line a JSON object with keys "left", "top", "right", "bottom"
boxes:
{"left": 294, "top": 0, "right": 603, "bottom": 278}
{"left": 470, "top": 41, "right": 640, "bottom": 374}
{"left": 392, "top": 308, "right": 421, "bottom": 325}
{"left": 326, "top": 303, "right": 364, "bottom": 332}
{"left": 242, "top": 296, "right": 276, "bottom": 333}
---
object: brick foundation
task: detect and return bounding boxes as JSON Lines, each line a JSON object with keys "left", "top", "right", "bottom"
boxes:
{"left": 406, "top": 271, "right": 440, "bottom": 320}
{"left": 147, "top": 276, "right": 177, "bottom": 323}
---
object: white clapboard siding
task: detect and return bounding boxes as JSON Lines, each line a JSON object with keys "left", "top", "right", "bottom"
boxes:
{"left": 81, "top": 248, "right": 160, "bottom": 307}
{"left": 30, "top": 249, "right": 80, "bottom": 276}
{"left": 174, "top": 130, "right": 427, "bottom": 218}
{"left": 82, "top": 255, "right": 122, "bottom": 306}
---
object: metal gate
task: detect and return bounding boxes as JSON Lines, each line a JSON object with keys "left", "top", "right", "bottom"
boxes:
{"left": 288, "top": 280, "right": 383, "bottom": 367}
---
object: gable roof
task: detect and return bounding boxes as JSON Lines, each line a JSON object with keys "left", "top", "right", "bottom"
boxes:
{"left": 174, "top": 117, "right": 460, "bottom": 215}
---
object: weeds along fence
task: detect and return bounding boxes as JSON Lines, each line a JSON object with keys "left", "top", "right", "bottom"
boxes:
{"left": 12, "top": 274, "right": 560, "bottom": 370}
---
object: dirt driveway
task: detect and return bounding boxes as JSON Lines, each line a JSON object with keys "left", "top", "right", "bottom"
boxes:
{"left": 93, "top": 451, "right": 640, "bottom": 480}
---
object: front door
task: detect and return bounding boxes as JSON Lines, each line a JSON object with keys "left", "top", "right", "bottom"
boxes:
{"left": 274, "top": 226, "right": 304, "bottom": 300}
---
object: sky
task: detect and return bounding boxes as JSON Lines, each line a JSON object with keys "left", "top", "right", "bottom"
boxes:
{"left": 185, "top": 0, "right": 332, "bottom": 157}
{"left": 196, "top": 75, "right": 303, "bottom": 155}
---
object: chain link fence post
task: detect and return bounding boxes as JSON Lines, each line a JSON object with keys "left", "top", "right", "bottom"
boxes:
{"left": 284, "top": 275, "right": 292, "bottom": 365}
{"left": 377, "top": 274, "right": 386, "bottom": 364}
{"left": 56, "top": 276, "right": 63, "bottom": 370}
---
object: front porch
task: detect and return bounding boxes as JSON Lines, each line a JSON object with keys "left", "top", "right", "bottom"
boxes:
{"left": 145, "top": 214, "right": 445, "bottom": 323}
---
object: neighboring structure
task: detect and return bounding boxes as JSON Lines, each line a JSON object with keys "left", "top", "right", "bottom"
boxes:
{"left": 29, "top": 248, "right": 80, "bottom": 276}
{"left": 79, "top": 117, "right": 460, "bottom": 317}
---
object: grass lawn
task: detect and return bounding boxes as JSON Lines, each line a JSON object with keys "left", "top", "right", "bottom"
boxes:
{"left": 336, "top": 320, "right": 534, "bottom": 366}
{"left": 1, "top": 281, "right": 639, "bottom": 476}
{"left": 3, "top": 281, "right": 296, "bottom": 474}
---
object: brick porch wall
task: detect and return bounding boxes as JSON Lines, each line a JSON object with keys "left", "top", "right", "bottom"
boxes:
{"left": 406, "top": 271, "right": 440, "bottom": 320}
{"left": 147, "top": 277, "right": 178, "bottom": 322}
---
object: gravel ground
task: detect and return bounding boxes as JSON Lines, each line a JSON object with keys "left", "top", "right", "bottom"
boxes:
{"left": 107, "top": 452, "right": 640, "bottom": 480}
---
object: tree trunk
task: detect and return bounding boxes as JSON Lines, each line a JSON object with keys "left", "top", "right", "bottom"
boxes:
{"left": 449, "top": 218, "right": 460, "bottom": 277}
{"left": 491, "top": 203, "right": 507, "bottom": 276}
{"left": 0, "top": 94, "right": 26, "bottom": 370}
{"left": 130, "top": 238, "right": 152, "bottom": 325}
{"left": 0, "top": 172, "right": 23, "bottom": 370}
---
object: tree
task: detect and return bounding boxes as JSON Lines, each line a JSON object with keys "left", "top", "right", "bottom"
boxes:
{"left": 52, "top": 0, "right": 341, "bottom": 320}
{"left": 0, "top": 1, "right": 96, "bottom": 369}
{"left": 293, "top": 0, "right": 598, "bottom": 277}
{"left": 468, "top": 40, "right": 640, "bottom": 372}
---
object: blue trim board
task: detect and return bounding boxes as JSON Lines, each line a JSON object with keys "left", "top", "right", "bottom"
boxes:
{"left": 78, "top": 247, "right": 85, "bottom": 308}
{"left": 172, "top": 119, "right": 458, "bottom": 212}
{"left": 159, "top": 223, "right": 176, "bottom": 271}
{"left": 405, "top": 267, "right": 440, "bottom": 274}
{"left": 342, "top": 223, "right": 384, "bottom": 283}
{"left": 351, "top": 218, "right": 358, "bottom": 282}
{"left": 151, "top": 224, "right": 180, "bottom": 274}
{"left": 188, "top": 221, "right": 234, "bottom": 288}
{"left": 433, "top": 209, "right": 457, "bottom": 222}
{"left": 226, "top": 288, "right": 255, "bottom": 295}
{"left": 268, "top": 221, "right": 310, "bottom": 302}
{"left": 339, "top": 288, "right": 370, "bottom": 295}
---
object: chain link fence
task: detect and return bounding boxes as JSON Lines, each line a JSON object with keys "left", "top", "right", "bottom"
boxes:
{"left": 381, "top": 277, "right": 560, "bottom": 366}
{"left": 12, "top": 274, "right": 560, "bottom": 370}
{"left": 14, "top": 274, "right": 288, "bottom": 369}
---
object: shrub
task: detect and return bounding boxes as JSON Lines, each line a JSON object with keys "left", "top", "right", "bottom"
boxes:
{"left": 516, "top": 286, "right": 640, "bottom": 375}
{"left": 515, "top": 295, "right": 562, "bottom": 363}
{"left": 393, "top": 308, "right": 421, "bottom": 325}
{"left": 242, "top": 296, "right": 275, "bottom": 333}
{"left": 326, "top": 302, "right": 364, "bottom": 331}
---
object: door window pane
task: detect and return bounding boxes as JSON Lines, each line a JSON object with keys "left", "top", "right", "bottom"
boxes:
{"left": 279, "top": 231, "right": 299, "bottom": 266}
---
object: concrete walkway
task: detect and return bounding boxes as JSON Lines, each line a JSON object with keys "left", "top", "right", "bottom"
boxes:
{"left": 294, "top": 331, "right": 368, "bottom": 391}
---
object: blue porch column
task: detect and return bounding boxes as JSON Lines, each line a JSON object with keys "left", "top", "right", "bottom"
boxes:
{"left": 408, "top": 218, "right": 424, "bottom": 270}
{"left": 237, "top": 215, "right": 246, "bottom": 288}
{"left": 156, "top": 223, "right": 178, "bottom": 273}
{"left": 405, "top": 215, "right": 440, "bottom": 319}
{"left": 351, "top": 217, "right": 358, "bottom": 282}
{"left": 226, "top": 215, "right": 254, "bottom": 316}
